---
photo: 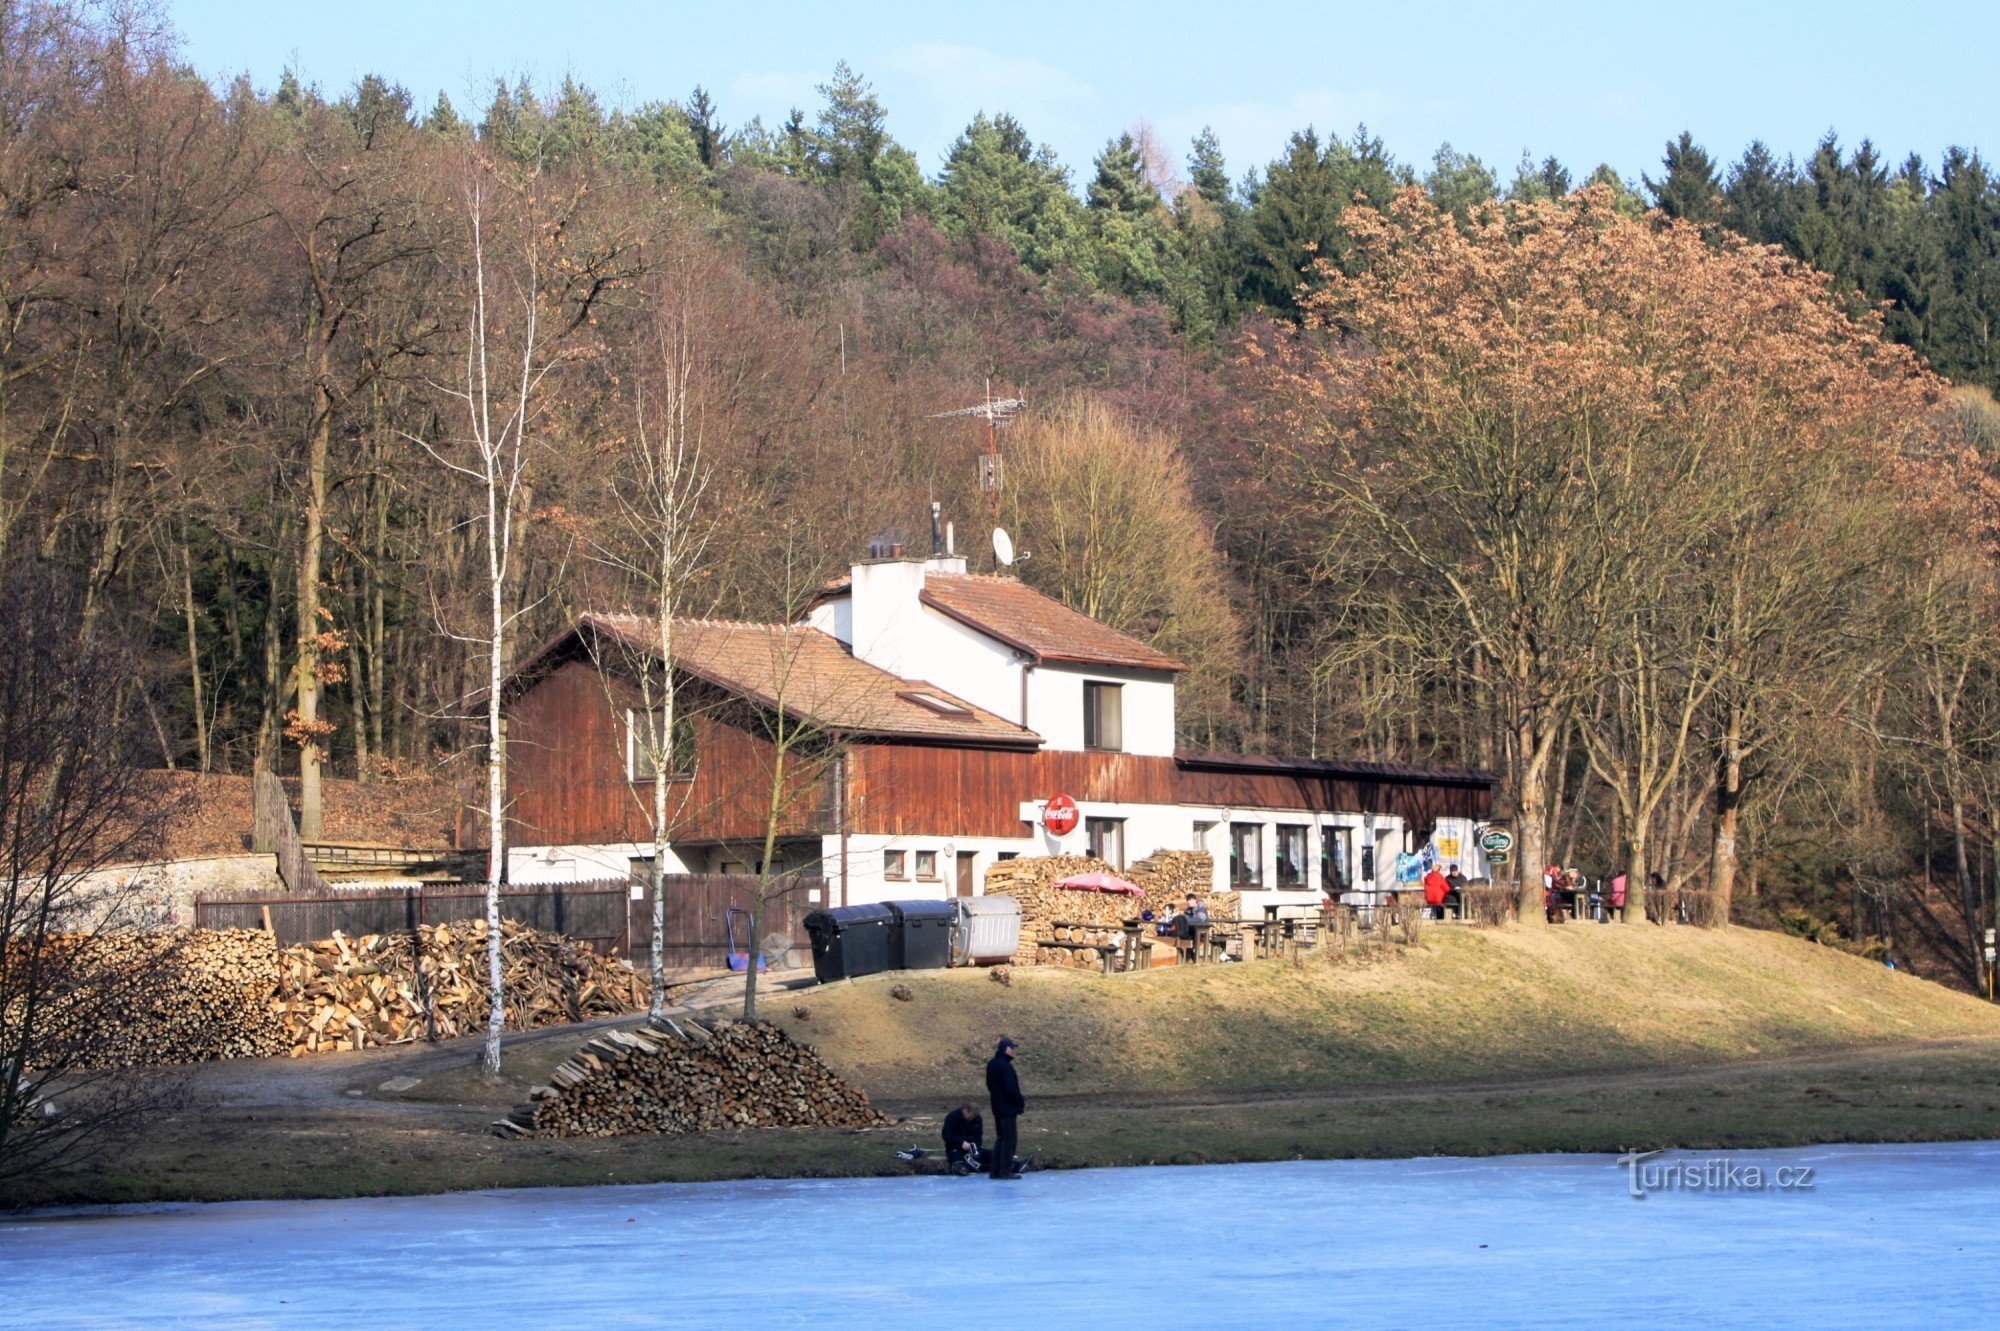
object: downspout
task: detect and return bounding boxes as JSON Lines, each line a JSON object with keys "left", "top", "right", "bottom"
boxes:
{"left": 1020, "top": 660, "right": 1034, "bottom": 731}
{"left": 837, "top": 752, "right": 850, "bottom": 909}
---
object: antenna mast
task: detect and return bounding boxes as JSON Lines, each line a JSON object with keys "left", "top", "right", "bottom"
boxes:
{"left": 930, "top": 380, "right": 1025, "bottom": 534}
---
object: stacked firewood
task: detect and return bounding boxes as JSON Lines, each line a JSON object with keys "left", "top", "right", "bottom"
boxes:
{"left": 45, "top": 929, "right": 292, "bottom": 1067}
{"left": 1129, "top": 850, "right": 1219, "bottom": 902}
{"left": 273, "top": 920, "right": 649, "bottom": 1056}
{"left": 983, "top": 853, "right": 1232, "bottom": 967}
{"left": 496, "top": 1017, "right": 885, "bottom": 1139}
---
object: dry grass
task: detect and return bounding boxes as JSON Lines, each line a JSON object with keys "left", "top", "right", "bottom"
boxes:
{"left": 771, "top": 923, "right": 2000, "bottom": 1102}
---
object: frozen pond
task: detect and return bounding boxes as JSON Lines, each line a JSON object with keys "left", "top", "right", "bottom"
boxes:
{"left": 4, "top": 1142, "right": 1998, "bottom": 1329}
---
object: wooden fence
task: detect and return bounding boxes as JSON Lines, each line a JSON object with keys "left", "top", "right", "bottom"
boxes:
{"left": 249, "top": 767, "right": 330, "bottom": 896}
{"left": 193, "top": 873, "right": 823, "bottom": 969}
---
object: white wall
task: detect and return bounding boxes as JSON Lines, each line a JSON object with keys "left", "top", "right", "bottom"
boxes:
{"left": 1027, "top": 664, "right": 1176, "bottom": 756}
{"left": 507, "top": 842, "right": 694, "bottom": 886}
{"left": 819, "top": 832, "right": 1029, "bottom": 907}
{"left": 816, "top": 561, "right": 1032, "bottom": 727}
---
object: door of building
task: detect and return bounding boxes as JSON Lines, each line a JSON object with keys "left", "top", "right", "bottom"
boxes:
{"left": 955, "top": 852, "right": 977, "bottom": 898}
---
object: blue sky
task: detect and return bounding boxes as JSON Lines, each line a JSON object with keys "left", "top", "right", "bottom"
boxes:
{"left": 168, "top": 1, "right": 1991, "bottom": 188}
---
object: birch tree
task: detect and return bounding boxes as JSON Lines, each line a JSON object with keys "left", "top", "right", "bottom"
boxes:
{"left": 588, "top": 251, "right": 715, "bottom": 1017}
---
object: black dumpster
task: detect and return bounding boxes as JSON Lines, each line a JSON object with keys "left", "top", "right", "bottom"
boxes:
{"left": 803, "top": 904, "right": 894, "bottom": 982}
{"left": 885, "top": 899, "right": 955, "bottom": 971}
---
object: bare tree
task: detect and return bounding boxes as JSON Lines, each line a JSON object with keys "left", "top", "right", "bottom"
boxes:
{"left": 411, "top": 159, "right": 557, "bottom": 1077}
{"left": 587, "top": 256, "right": 715, "bottom": 1016}
{"left": 0, "top": 560, "right": 192, "bottom": 1187}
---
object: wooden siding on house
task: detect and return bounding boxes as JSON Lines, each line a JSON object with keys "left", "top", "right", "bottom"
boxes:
{"left": 846, "top": 745, "right": 1178, "bottom": 837}
{"left": 508, "top": 660, "right": 1494, "bottom": 850}
{"left": 845, "top": 743, "right": 1493, "bottom": 837}
{"left": 505, "top": 660, "right": 833, "bottom": 850}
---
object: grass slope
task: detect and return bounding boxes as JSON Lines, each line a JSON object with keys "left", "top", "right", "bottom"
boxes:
{"left": 13, "top": 924, "right": 2000, "bottom": 1207}
{"left": 772, "top": 923, "right": 2000, "bottom": 1100}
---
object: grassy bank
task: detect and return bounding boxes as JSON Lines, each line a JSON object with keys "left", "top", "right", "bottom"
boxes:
{"left": 772, "top": 923, "right": 2000, "bottom": 1098}
{"left": 11, "top": 924, "right": 2000, "bottom": 1208}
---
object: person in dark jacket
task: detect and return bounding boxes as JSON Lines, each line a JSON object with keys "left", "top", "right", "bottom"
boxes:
{"left": 985, "top": 1036, "right": 1026, "bottom": 1179}
{"left": 941, "top": 1103, "right": 984, "bottom": 1174}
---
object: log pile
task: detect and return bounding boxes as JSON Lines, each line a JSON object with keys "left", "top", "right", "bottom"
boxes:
{"left": 982, "top": 856, "right": 1127, "bottom": 963}
{"left": 983, "top": 853, "right": 1232, "bottom": 967}
{"left": 497, "top": 1017, "right": 885, "bottom": 1139}
{"left": 47, "top": 929, "right": 291, "bottom": 1067}
{"left": 273, "top": 920, "right": 649, "bottom": 1056}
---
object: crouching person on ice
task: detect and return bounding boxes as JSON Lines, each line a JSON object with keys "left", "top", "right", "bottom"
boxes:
{"left": 986, "top": 1037, "right": 1028, "bottom": 1179}
{"left": 942, "top": 1103, "right": 985, "bottom": 1175}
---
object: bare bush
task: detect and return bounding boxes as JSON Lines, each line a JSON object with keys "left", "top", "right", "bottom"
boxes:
{"left": 0, "top": 563, "right": 194, "bottom": 1190}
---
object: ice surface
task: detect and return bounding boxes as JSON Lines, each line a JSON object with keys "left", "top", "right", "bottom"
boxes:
{"left": 4, "top": 1141, "right": 1998, "bottom": 1329}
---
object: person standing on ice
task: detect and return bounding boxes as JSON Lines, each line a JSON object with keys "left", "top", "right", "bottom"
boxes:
{"left": 986, "top": 1037, "right": 1026, "bottom": 1179}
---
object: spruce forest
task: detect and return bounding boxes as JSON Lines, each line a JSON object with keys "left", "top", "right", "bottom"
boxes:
{"left": 7, "top": 4, "right": 2000, "bottom": 985}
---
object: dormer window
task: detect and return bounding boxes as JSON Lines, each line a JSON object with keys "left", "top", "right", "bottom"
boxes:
{"left": 1083, "top": 681, "right": 1123, "bottom": 751}
{"left": 899, "top": 690, "right": 972, "bottom": 718}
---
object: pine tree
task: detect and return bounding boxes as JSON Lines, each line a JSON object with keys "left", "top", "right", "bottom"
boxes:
{"left": 1644, "top": 131, "right": 1722, "bottom": 223}
{"left": 344, "top": 75, "right": 412, "bottom": 149}
{"left": 685, "top": 86, "right": 726, "bottom": 168}
{"left": 1722, "top": 141, "right": 1797, "bottom": 245}
{"left": 938, "top": 112, "right": 1089, "bottom": 273}
{"left": 1240, "top": 127, "right": 1400, "bottom": 314}
{"left": 1089, "top": 133, "right": 1157, "bottom": 216}
{"left": 544, "top": 77, "right": 606, "bottom": 168}
{"left": 1424, "top": 143, "right": 1497, "bottom": 219}
{"left": 615, "top": 102, "right": 705, "bottom": 187}
{"left": 423, "top": 92, "right": 466, "bottom": 138}
{"left": 1187, "top": 127, "right": 1233, "bottom": 209}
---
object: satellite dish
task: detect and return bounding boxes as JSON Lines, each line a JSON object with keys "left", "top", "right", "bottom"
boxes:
{"left": 992, "top": 527, "right": 1015, "bottom": 567}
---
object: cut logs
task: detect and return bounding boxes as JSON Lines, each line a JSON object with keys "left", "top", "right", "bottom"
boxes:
{"left": 498, "top": 1018, "right": 886, "bottom": 1139}
{"left": 28, "top": 921, "right": 649, "bottom": 1066}
{"left": 982, "top": 853, "right": 1230, "bottom": 967}
{"left": 35, "top": 929, "right": 291, "bottom": 1068}
{"left": 272, "top": 919, "right": 649, "bottom": 1057}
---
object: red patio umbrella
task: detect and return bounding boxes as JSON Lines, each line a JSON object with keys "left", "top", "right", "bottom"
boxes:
{"left": 1054, "top": 870, "right": 1145, "bottom": 896}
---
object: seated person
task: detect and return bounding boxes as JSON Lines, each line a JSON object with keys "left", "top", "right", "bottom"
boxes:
{"left": 1443, "top": 863, "right": 1467, "bottom": 916}
{"left": 941, "top": 1102, "right": 984, "bottom": 1174}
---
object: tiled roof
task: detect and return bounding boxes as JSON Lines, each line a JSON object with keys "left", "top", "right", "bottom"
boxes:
{"left": 575, "top": 613, "right": 1038, "bottom": 747}
{"left": 919, "top": 574, "right": 1187, "bottom": 673}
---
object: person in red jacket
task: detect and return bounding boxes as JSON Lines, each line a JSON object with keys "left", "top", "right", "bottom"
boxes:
{"left": 1422, "top": 864, "right": 1451, "bottom": 920}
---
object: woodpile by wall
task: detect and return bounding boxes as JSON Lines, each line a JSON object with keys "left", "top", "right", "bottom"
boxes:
{"left": 497, "top": 1017, "right": 885, "bottom": 1139}
{"left": 274, "top": 920, "right": 649, "bottom": 1056}
{"left": 32, "top": 922, "right": 647, "bottom": 1067}
{"left": 46, "top": 929, "right": 292, "bottom": 1067}
{"left": 983, "top": 853, "right": 1230, "bottom": 966}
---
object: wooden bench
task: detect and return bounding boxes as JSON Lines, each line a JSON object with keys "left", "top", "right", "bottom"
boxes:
{"left": 1037, "top": 939, "right": 1118, "bottom": 974}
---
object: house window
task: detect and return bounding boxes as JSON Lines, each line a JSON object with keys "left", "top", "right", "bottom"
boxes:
{"left": 1085, "top": 817, "right": 1126, "bottom": 868}
{"left": 914, "top": 850, "right": 939, "bottom": 880}
{"left": 1230, "top": 823, "right": 1263, "bottom": 889}
{"left": 1083, "top": 681, "right": 1123, "bottom": 751}
{"left": 884, "top": 850, "right": 908, "bottom": 880}
{"left": 627, "top": 708, "right": 695, "bottom": 781}
{"left": 1322, "top": 828, "right": 1353, "bottom": 894}
{"left": 1192, "top": 820, "right": 1215, "bottom": 852}
{"left": 1276, "top": 825, "right": 1308, "bottom": 888}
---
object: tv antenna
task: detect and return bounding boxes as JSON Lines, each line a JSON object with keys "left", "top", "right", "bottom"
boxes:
{"left": 931, "top": 380, "right": 1025, "bottom": 533}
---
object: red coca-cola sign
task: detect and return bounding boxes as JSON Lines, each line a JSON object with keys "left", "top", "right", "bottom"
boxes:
{"left": 1042, "top": 793, "right": 1080, "bottom": 837}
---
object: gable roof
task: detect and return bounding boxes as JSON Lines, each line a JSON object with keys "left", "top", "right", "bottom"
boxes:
{"left": 531, "top": 613, "right": 1039, "bottom": 748}
{"left": 918, "top": 574, "right": 1187, "bottom": 673}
